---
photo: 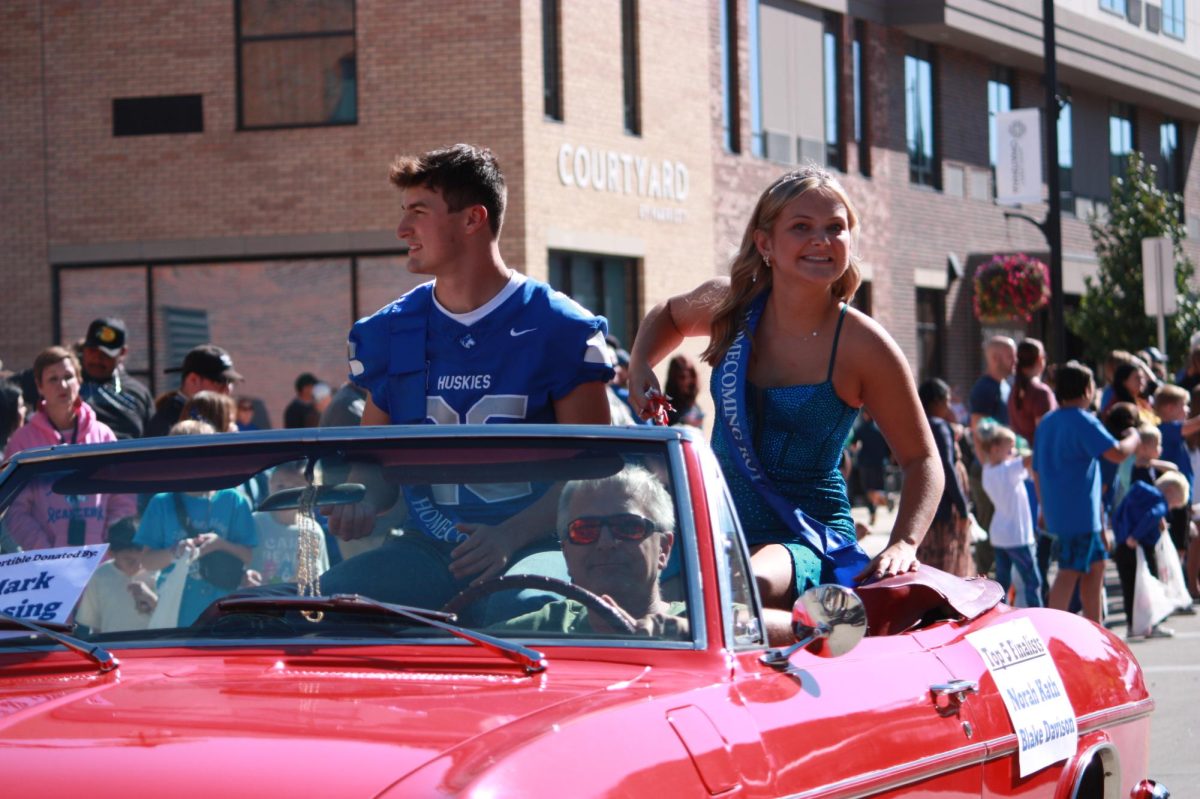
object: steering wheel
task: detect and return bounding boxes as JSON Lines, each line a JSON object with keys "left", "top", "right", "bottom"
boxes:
{"left": 441, "top": 574, "right": 636, "bottom": 635}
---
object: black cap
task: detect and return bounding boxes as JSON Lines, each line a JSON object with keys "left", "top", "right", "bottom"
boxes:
{"left": 165, "top": 344, "right": 243, "bottom": 383}
{"left": 614, "top": 348, "right": 630, "bottom": 367}
{"left": 84, "top": 318, "right": 127, "bottom": 358}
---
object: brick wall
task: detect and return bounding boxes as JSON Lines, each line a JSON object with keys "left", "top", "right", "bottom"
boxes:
{"left": 0, "top": 2, "right": 51, "bottom": 371}
{"left": 4, "top": 0, "right": 1200, "bottom": 426}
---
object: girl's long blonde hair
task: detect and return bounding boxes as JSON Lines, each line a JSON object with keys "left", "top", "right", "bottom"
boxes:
{"left": 701, "top": 166, "right": 862, "bottom": 366}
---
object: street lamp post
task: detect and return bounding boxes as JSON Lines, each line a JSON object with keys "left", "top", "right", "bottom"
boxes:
{"left": 1043, "top": 0, "right": 1065, "bottom": 366}
{"left": 1007, "top": 1, "right": 1065, "bottom": 362}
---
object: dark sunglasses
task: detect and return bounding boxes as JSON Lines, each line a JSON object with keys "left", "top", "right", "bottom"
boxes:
{"left": 566, "top": 514, "right": 657, "bottom": 545}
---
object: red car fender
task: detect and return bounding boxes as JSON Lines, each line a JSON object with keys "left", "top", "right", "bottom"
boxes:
{"left": 917, "top": 607, "right": 1154, "bottom": 798}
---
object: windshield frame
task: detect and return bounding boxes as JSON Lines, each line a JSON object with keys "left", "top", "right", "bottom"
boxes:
{"left": 0, "top": 425, "right": 708, "bottom": 654}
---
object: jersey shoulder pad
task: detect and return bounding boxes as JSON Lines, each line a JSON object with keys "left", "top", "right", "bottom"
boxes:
{"left": 522, "top": 280, "right": 614, "bottom": 393}
{"left": 347, "top": 282, "right": 434, "bottom": 404}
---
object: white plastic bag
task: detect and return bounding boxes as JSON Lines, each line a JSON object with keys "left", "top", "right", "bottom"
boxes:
{"left": 1155, "top": 531, "right": 1193, "bottom": 613}
{"left": 1131, "top": 536, "right": 1175, "bottom": 637}
{"left": 147, "top": 549, "right": 196, "bottom": 629}
{"left": 967, "top": 513, "right": 988, "bottom": 543}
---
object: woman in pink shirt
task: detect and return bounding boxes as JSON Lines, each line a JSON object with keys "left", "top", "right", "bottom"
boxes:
{"left": 3, "top": 346, "right": 135, "bottom": 550}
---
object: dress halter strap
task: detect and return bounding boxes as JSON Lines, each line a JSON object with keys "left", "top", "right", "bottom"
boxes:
{"left": 826, "top": 303, "right": 849, "bottom": 383}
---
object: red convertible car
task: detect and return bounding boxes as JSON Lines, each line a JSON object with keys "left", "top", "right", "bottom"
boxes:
{"left": 0, "top": 425, "right": 1167, "bottom": 797}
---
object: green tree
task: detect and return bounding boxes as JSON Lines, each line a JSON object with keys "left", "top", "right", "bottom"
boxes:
{"left": 1068, "top": 151, "right": 1199, "bottom": 370}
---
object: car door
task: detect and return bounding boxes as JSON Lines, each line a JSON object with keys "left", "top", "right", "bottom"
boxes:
{"left": 732, "top": 639, "right": 986, "bottom": 799}
{"left": 915, "top": 615, "right": 1075, "bottom": 798}
{"left": 690, "top": 440, "right": 986, "bottom": 798}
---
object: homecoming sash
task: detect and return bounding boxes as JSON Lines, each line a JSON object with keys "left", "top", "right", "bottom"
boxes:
{"left": 717, "top": 292, "right": 871, "bottom": 586}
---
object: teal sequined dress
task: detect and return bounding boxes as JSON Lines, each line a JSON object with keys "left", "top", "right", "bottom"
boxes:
{"left": 710, "top": 305, "right": 859, "bottom": 593}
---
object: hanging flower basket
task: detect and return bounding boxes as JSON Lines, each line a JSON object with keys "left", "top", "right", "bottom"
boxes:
{"left": 973, "top": 253, "right": 1051, "bottom": 323}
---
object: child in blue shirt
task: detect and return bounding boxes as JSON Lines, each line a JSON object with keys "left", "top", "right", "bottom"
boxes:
{"left": 134, "top": 420, "right": 257, "bottom": 626}
{"left": 1032, "top": 362, "right": 1138, "bottom": 623}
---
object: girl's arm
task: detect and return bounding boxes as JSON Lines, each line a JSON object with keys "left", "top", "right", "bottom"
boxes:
{"left": 627, "top": 278, "right": 727, "bottom": 416}
{"left": 847, "top": 315, "right": 943, "bottom": 579}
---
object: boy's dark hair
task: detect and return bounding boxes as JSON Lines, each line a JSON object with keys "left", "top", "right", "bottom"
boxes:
{"left": 1054, "top": 360, "right": 1094, "bottom": 403}
{"left": 917, "top": 378, "right": 950, "bottom": 413}
{"left": 1103, "top": 402, "right": 1139, "bottom": 437}
{"left": 294, "top": 372, "right": 318, "bottom": 393}
{"left": 389, "top": 144, "right": 507, "bottom": 237}
{"left": 106, "top": 517, "right": 140, "bottom": 552}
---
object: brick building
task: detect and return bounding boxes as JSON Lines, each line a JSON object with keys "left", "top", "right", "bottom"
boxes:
{"left": 2, "top": 0, "right": 1199, "bottom": 423}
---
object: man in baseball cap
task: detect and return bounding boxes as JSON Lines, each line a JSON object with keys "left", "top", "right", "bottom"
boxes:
{"left": 80, "top": 317, "right": 154, "bottom": 439}
{"left": 145, "top": 344, "right": 242, "bottom": 437}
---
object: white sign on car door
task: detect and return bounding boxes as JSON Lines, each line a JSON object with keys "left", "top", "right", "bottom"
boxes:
{"left": 967, "top": 617, "right": 1078, "bottom": 777}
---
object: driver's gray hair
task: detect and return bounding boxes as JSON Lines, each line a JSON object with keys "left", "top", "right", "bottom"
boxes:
{"left": 557, "top": 465, "right": 676, "bottom": 535}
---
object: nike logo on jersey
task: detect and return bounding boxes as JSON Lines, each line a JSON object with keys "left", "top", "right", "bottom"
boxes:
{"left": 510, "top": 327, "right": 537, "bottom": 337}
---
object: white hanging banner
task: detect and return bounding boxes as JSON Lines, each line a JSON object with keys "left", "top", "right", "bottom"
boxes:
{"left": 996, "top": 108, "right": 1044, "bottom": 206}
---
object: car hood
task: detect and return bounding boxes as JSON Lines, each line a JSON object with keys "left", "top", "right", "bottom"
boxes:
{"left": 0, "top": 649, "right": 683, "bottom": 797}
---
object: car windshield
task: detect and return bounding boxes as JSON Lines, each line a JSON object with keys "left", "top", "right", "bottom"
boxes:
{"left": 0, "top": 430, "right": 694, "bottom": 650}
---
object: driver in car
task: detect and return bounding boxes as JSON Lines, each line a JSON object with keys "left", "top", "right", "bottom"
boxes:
{"left": 496, "top": 466, "right": 687, "bottom": 638}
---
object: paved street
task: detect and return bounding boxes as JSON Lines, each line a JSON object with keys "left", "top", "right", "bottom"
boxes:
{"left": 1120, "top": 581, "right": 1200, "bottom": 793}
{"left": 852, "top": 503, "right": 1199, "bottom": 794}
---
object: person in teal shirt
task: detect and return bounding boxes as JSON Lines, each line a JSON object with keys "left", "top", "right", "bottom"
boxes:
{"left": 134, "top": 420, "right": 257, "bottom": 626}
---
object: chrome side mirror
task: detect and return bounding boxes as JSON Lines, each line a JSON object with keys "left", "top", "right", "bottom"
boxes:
{"left": 761, "top": 585, "right": 868, "bottom": 669}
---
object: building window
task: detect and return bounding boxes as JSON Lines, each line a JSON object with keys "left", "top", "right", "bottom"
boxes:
{"left": 1163, "top": 0, "right": 1186, "bottom": 38}
{"left": 1100, "top": 0, "right": 1127, "bottom": 15}
{"left": 113, "top": 95, "right": 204, "bottom": 137}
{"left": 916, "top": 288, "right": 945, "bottom": 383}
{"left": 548, "top": 251, "right": 640, "bottom": 348}
{"left": 720, "top": 0, "right": 740, "bottom": 153}
{"left": 823, "top": 15, "right": 843, "bottom": 171}
{"left": 236, "top": 0, "right": 356, "bottom": 130}
{"left": 1109, "top": 102, "right": 1135, "bottom": 180}
{"left": 1058, "top": 97, "right": 1074, "bottom": 208}
{"left": 987, "top": 67, "right": 1014, "bottom": 170}
{"left": 1161, "top": 120, "right": 1184, "bottom": 196}
{"left": 543, "top": 0, "right": 563, "bottom": 121}
{"left": 756, "top": 2, "right": 839, "bottom": 167}
{"left": 851, "top": 281, "right": 872, "bottom": 317}
{"left": 905, "top": 43, "right": 937, "bottom": 188}
{"left": 749, "top": 0, "right": 763, "bottom": 157}
{"left": 164, "top": 307, "right": 212, "bottom": 389}
{"left": 621, "top": 0, "right": 641, "bottom": 136}
{"left": 852, "top": 20, "right": 869, "bottom": 176}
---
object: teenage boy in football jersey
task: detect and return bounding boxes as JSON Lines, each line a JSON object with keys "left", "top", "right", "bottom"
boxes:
{"left": 324, "top": 144, "right": 613, "bottom": 605}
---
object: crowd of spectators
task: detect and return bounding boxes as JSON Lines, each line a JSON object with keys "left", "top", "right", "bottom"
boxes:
{"left": 0, "top": 317, "right": 356, "bottom": 631}
{"left": 845, "top": 334, "right": 1200, "bottom": 640}
{"left": 6, "top": 314, "right": 1200, "bottom": 640}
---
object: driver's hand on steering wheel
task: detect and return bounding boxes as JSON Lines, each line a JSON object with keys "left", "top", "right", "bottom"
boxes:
{"left": 449, "top": 522, "right": 520, "bottom": 585}
{"left": 592, "top": 595, "right": 689, "bottom": 638}
{"left": 323, "top": 499, "right": 379, "bottom": 541}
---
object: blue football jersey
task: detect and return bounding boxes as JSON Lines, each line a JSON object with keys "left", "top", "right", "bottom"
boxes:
{"left": 347, "top": 275, "right": 614, "bottom": 538}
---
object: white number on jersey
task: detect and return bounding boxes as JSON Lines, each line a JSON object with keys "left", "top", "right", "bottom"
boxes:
{"left": 426, "top": 395, "right": 533, "bottom": 505}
